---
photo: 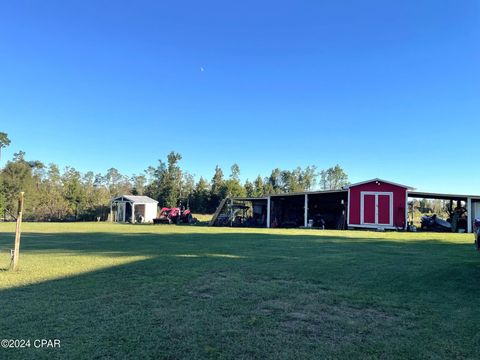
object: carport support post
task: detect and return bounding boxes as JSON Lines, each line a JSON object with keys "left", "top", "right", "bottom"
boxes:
{"left": 467, "top": 198, "right": 472, "bottom": 233}
{"left": 132, "top": 203, "right": 135, "bottom": 224}
{"left": 266, "top": 196, "right": 271, "bottom": 228}
{"left": 304, "top": 194, "right": 308, "bottom": 228}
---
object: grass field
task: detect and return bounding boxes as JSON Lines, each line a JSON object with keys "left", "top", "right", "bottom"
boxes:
{"left": 0, "top": 223, "right": 479, "bottom": 359}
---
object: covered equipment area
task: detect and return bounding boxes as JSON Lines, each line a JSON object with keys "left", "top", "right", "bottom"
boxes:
{"left": 408, "top": 191, "right": 480, "bottom": 233}
{"left": 307, "top": 190, "right": 348, "bottom": 229}
{"left": 210, "top": 197, "right": 269, "bottom": 227}
{"left": 111, "top": 195, "right": 158, "bottom": 223}
{"left": 269, "top": 190, "right": 347, "bottom": 229}
{"left": 270, "top": 194, "right": 306, "bottom": 228}
{"left": 212, "top": 190, "right": 348, "bottom": 230}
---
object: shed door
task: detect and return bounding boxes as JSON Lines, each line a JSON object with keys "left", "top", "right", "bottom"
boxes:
{"left": 117, "top": 203, "right": 125, "bottom": 222}
{"left": 361, "top": 192, "right": 393, "bottom": 227}
{"left": 363, "top": 194, "right": 376, "bottom": 224}
{"left": 377, "top": 195, "right": 391, "bottom": 225}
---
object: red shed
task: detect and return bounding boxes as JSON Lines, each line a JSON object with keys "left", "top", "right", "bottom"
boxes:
{"left": 347, "top": 179, "right": 413, "bottom": 230}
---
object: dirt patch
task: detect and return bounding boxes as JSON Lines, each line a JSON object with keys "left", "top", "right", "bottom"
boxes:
{"left": 184, "top": 272, "right": 234, "bottom": 300}
{"left": 257, "top": 295, "right": 414, "bottom": 349}
{"left": 261, "top": 299, "right": 291, "bottom": 311}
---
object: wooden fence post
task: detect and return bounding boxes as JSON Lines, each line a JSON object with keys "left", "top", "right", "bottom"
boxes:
{"left": 12, "top": 192, "right": 24, "bottom": 271}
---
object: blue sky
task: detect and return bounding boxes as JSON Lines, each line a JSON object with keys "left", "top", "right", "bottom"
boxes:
{"left": 0, "top": 1, "right": 478, "bottom": 193}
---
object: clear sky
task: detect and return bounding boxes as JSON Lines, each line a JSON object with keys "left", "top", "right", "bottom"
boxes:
{"left": 0, "top": 1, "right": 478, "bottom": 194}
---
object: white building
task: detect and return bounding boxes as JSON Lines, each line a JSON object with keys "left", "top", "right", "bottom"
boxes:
{"left": 111, "top": 195, "right": 158, "bottom": 223}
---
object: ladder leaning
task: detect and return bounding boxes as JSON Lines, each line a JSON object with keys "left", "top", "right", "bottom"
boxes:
{"left": 209, "top": 198, "right": 229, "bottom": 226}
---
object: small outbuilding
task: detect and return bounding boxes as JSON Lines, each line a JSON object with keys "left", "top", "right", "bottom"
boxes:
{"left": 111, "top": 195, "right": 158, "bottom": 223}
{"left": 346, "top": 179, "right": 413, "bottom": 230}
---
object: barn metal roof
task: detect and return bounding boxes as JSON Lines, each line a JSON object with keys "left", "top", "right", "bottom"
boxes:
{"left": 112, "top": 195, "right": 158, "bottom": 204}
{"left": 408, "top": 191, "right": 480, "bottom": 200}
{"left": 269, "top": 189, "right": 347, "bottom": 197}
{"left": 344, "top": 178, "right": 415, "bottom": 190}
{"left": 232, "top": 197, "right": 269, "bottom": 201}
{"left": 232, "top": 188, "right": 347, "bottom": 201}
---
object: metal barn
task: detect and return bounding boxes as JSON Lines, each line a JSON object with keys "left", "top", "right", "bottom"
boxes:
{"left": 211, "top": 178, "right": 480, "bottom": 233}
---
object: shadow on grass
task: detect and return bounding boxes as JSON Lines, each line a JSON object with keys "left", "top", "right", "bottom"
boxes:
{"left": 0, "top": 230, "right": 479, "bottom": 359}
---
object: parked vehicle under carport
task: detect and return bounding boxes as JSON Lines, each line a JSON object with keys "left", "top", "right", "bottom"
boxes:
{"left": 420, "top": 214, "right": 452, "bottom": 232}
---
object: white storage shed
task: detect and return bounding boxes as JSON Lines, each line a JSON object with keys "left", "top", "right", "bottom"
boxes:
{"left": 111, "top": 195, "right": 158, "bottom": 223}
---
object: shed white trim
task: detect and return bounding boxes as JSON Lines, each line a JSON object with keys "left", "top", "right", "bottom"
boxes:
{"left": 360, "top": 191, "right": 394, "bottom": 227}
{"left": 266, "top": 196, "right": 271, "bottom": 228}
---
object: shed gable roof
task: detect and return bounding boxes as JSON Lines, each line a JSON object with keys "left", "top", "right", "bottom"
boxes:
{"left": 112, "top": 195, "right": 158, "bottom": 204}
{"left": 344, "top": 178, "right": 415, "bottom": 190}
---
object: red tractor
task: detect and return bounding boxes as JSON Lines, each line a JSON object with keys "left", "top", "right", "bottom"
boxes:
{"left": 154, "top": 207, "right": 194, "bottom": 224}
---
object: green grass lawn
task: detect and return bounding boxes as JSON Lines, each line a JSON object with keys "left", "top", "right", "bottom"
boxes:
{"left": 0, "top": 223, "right": 479, "bottom": 359}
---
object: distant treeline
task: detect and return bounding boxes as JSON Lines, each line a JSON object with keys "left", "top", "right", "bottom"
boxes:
{"left": 0, "top": 134, "right": 349, "bottom": 221}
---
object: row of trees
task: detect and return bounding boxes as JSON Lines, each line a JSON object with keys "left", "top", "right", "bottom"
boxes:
{"left": 0, "top": 132, "right": 350, "bottom": 221}
{"left": 410, "top": 198, "right": 448, "bottom": 216}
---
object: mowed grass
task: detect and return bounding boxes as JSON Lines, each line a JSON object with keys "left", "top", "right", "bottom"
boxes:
{"left": 0, "top": 223, "right": 479, "bottom": 359}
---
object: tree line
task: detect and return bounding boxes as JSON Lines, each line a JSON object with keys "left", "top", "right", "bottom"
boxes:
{"left": 0, "top": 132, "right": 349, "bottom": 221}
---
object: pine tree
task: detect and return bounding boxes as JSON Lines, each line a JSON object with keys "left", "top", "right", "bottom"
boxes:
{"left": 0, "top": 132, "right": 11, "bottom": 162}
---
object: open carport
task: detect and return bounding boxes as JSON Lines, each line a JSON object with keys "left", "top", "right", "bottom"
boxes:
{"left": 408, "top": 191, "right": 480, "bottom": 233}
